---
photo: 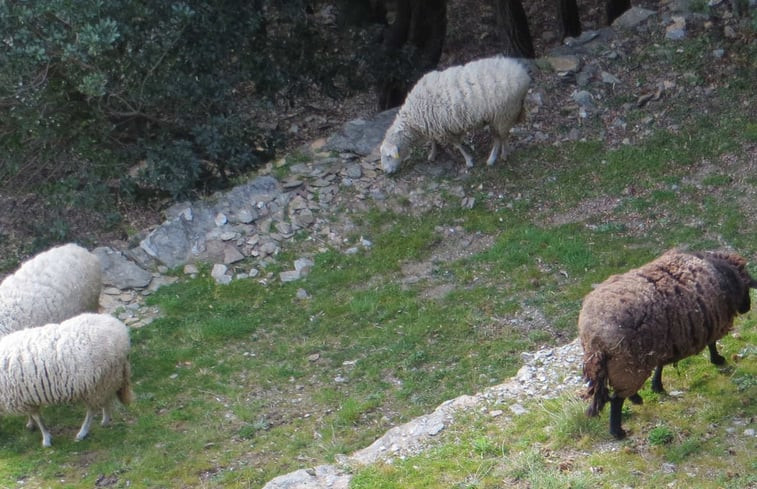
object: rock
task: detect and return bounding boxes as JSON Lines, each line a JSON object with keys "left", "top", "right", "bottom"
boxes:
{"left": 261, "top": 465, "right": 351, "bottom": 489}
{"left": 93, "top": 247, "right": 153, "bottom": 289}
{"left": 601, "top": 71, "right": 622, "bottom": 85}
{"left": 563, "top": 30, "right": 600, "bottom": 47}
{"left": 612, "top": 7, "right": 656, "bottom": 29}
{"left": 223, "top": 245, "right": 245, "bottom": 264}
{"left": 325, "top": 108, "right": 398, "bottom": 156}
{"left": 294, "top": 258, "right": 314, "bottom": 276}
{"left": 545, "top": 55, "right": 581, "bottom": 73}
{"left": 211, "top": 264, "right": 231, "bottom": 285}
{"left": 280, "top": 270, "right": 301, "bottom": 282}
{"left": 573, "top": 90, "right": 595, "bottom": 109}
{"left": 665, "top": 16, "right": 687, "bottom": 40}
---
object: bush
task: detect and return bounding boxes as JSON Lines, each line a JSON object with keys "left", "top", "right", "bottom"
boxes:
{"left": 0, "top": 1, "right": 378, "bottom": 201}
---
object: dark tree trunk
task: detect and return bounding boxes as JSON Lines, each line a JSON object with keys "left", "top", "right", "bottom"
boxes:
{"left": 606, "top": 0, "right": 631, "bottom": 24}
{"left": 376, "top": 0, "right": 447, "bottom": 110}
{"left": 558, "top": 0, "right": 582, "bottom": 39}
{"left": 494, "top": 0, "right": 535, "bottom": 59}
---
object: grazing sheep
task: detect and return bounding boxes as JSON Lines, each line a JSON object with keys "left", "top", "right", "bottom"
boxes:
{"left": 379, "top": 56, "right": 531, "bottom": 173}
{"left": 0, "top": 243, "right": 103, "bottom": 336}
{"left": 0, "top": 313, "right": 133, "bottom": 447}
{"left": 579, "top": 249, "right": 756, "bottom": 439}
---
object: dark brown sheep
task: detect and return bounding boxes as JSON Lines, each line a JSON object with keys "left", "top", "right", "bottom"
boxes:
{"left": 579, "top": 249, "right": 756, "bottom": 438}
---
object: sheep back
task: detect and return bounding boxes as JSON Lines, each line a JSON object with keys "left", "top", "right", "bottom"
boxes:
{"left": 579, "top": 249, "right": 753, "bottom": 399}
{"left": 398, "top": 56, "right": 530, "bottom": 141}
{"left": 0, "top": 313, "right": 132, "bottom": 416}
{"left": 380, "top": 56, "right": 530, "bottom": 171}
{"left": 0, "top": 243, "right": 102, "bottom": 336}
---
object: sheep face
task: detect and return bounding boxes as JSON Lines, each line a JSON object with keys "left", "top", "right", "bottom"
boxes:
{"left": 380, "top": 141, "right": 403, "bottom": 174}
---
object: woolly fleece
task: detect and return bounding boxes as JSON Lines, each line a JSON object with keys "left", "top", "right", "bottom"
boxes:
{"left": 0, "top": 243, "right": 102, "bottom": 336}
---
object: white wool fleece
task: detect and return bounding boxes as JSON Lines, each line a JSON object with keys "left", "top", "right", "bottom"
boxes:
{"left": 380, "top": 56, "right": 531, "bottom": 173}
{"left": 0, "top": 313, "right": 132, "bottom": 446}
{"left": 0, "top": 243, "right": 102, "bottom": 336}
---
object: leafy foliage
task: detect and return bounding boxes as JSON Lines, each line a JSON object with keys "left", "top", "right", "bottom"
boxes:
{"left": 0, "top": 1, "right": 378, "bottom": 200}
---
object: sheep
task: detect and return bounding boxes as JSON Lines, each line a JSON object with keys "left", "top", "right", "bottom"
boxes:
{"left": 579, "top": 249, "right": 756, "bottom": 439}
{"left": 379, "top": 56, "right": 531, "bottom": 173}
{"left": 0, "top": 313, "right": 133, "bottom": 447}
{"left": 0, "top": 243, "right": 103, "bottom": 336}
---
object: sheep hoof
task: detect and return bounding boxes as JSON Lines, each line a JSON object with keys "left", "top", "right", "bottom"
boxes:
{"left": 711, "top": 354, "right": 726, "bottom": 365}
{"left": 628, "top": 393, "right": 643, "bottom": 405}
{"left": 611, "top": 427, "right": 627, "bottom": 440}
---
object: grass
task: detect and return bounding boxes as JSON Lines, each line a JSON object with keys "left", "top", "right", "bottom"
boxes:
{"left": 0, "top": 35, "right": 755, "bottom": 488}
{"left": 354, "top": 316, "right": 757, "bottom": 489}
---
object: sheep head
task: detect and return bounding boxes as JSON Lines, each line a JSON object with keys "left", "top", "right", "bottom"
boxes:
{"left": 380, "top": 140, "right": 402, "bottom": 174}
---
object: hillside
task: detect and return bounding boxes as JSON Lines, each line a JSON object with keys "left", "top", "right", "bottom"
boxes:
{"left": 0, "top": 1, "right": 755, "bottom": 488}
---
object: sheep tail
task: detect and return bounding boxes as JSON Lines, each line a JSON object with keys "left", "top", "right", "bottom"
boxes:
{"left": 117, "top": 361, "right": 134, "bottom": 406}
{"left": 582, "top": 351, "right": 609, "bottom": 417}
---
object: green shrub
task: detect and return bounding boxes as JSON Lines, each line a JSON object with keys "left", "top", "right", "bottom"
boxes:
{"left": 648, "top": 425, "right": 674, "bottom": 446}
{"left": 0, "top": 1, "right": 377, "bottom": 200}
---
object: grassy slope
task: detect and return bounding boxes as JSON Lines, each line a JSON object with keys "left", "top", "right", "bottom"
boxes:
{"left": 0, "top": 32, "right": 755, "bottom": 489}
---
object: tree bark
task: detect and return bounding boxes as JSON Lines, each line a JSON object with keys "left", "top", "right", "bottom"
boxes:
{"left": 606, "top": 0, "right": 631, "bottom": 24}
{"left": 557, "top": 0, "right": 582, "bottom": 39}
{"left": 494, "top": 0, "right": 535, "bottom": 59}
{"left": 376, "top": 0, "right": 447, "bottom": 109}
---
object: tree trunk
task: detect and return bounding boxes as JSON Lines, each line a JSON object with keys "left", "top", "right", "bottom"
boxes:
{"left": 376, "top": 0, "right": 447, "bottom": 109}
{"left": 494, "top": 0, "right": 535, "bottom": 59}
{"left": 558, "top": 0, "right": 582, "bottom": 39}
{"left": 606, "top": 0, "right": 631, "bottom": 24}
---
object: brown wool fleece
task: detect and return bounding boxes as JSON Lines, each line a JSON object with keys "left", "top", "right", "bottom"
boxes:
{"left": 579, "top": 249, "right": 754, "bottom": 404}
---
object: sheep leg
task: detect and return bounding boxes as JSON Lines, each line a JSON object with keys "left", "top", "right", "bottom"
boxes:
{"left": 486, "top": 139, "right": 502, "bottom": 166}
{"left": 708, "top": 342, "right": 726, "bottom": 365}
{"left": 76, "top": 408, "right": 96, "bottom": 442}
{"left": 29, "top": 412, "right": 53, "bottom": 447}
{"left": 25, "top": 416, "right": 35, "bottom": 431}
{"left": 101, "top": 405, "right": 112, "bottom": 426}
{"left": 628, "top": 393, "right": 643, "bottom": 405}
{"left": 427, "top": 141, "right": 439, "bottom": 161}
{"left": 609, "top": 395, "right": 627, "bottom": 439}
{"left": 452, "top": 142, "right": 476, "bottom": 168}
{"left": 650, "top": 365, "right": 665, "bottom": 393}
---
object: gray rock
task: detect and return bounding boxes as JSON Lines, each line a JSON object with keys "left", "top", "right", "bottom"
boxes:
{"left": 325, "top": 108, "right": 398, "bottom": 156}
{"left": 140, "top": 217, "right": 196, "bottom": 269}
{"left": 261, "top": 465, "right": 350, "bottom": 489}
{"left": 211, "top": 264, "right": 231, "bottom": 285}
{"left": 612, "top": 6, "right": 656, "bottom": 29}
{"left": 665, "top": 16, "right": 687, "bottom": 40}
{"left": 573, "top": 90, "right": 596, "bottom": 109}
{"left": 93, "top": 247, "right": 153, "bottom": 289}
{"left": 545, "top": 55, "right": 581, "bottom": 73}
{"left": 601, "top": 71, "right": 622, "bottom": 85}
{"left": 280, "top": 270, "right": 301, "bottom": 282}
{"left": 294, "top": 258, "right": 314, "bottom": 276}
{"left": 223, "top": 245, "right": 245, "bottom": 264}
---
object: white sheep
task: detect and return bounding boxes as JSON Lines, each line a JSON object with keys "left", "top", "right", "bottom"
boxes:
{"left": 379, "top": 56, "right": 531, "bottom": 173}
{"left": 0, "top": 243, "right": 103, "bottom": 336}
{"left": 0, "top": 313, "right": 133, "bottom": 447}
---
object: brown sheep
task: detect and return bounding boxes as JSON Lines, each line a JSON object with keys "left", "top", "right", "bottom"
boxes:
{"left": 579, "top": 249, "right": 756, "bottom": 438}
